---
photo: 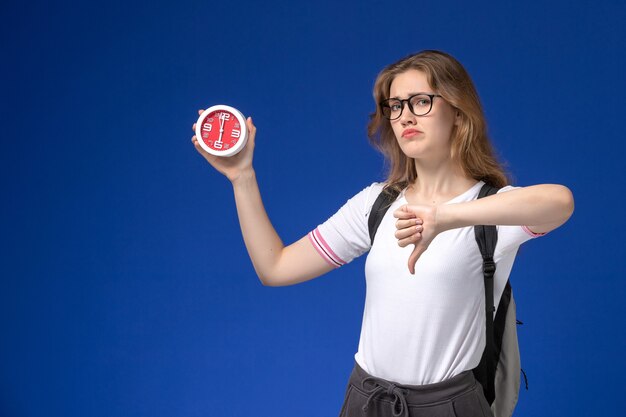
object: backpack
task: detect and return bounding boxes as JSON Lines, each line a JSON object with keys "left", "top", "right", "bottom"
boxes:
{"left": 367, "top": 183, "right": 526, "bottom": 417}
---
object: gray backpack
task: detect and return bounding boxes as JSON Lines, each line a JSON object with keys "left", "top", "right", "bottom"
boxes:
{"left": 367, "top": 183, "right": 526, "bottom": 417}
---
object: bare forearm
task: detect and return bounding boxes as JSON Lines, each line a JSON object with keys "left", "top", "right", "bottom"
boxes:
{"left": 231, "top": 170, "right": 285, "bottom": 282}
{"left": 439, "top": 184, "right": 575, "bottom": 233}
{"left": 193, "top": 115, "right": 331, "bottom": 285}
{"left": 393, "top": 184, "right": 574, "bottom": 273}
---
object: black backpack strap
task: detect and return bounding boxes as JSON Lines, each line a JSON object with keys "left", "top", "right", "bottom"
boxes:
{"left": 368, "top": 187, "right": 401, "bottom": 244}
{"left": 473, "top": 183, "right": 499, "bottom": 405}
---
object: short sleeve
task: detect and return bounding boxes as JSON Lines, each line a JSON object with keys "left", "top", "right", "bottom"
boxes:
{"left": 494, "top": 185, "right": 546, "bottom": 257}
{"left": 308, "top": 183, "right": 385, "bottom": 267}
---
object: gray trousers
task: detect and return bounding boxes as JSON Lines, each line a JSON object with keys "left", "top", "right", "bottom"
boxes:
{"left": 339, "top": 362, "right": 495, "bottom": 417}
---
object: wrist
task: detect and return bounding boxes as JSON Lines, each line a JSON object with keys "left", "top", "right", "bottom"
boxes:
{"left": 437, "top": 203, "right": 463, "bottom": 232}
{"left": 230, "top": 168, "right": 256, "bottom": 187}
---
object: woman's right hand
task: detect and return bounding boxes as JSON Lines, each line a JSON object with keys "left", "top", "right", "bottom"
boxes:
{"left": 393, "top": 204, "right": 438, "bottom": 275}
{"left": 191, "top": 109, "right": 257, "bottom": 183}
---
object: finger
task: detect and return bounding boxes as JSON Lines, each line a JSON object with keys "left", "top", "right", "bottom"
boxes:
{"left": 395, "top": 225, "right": 422, "bottom": 240}
{"left": 192, "top": 123, "right": 196, "bottom": 131}
{"left": 192, "top": 139, "right": 211, "bottom": 159}
{"left": 246, "top": 116, "right": 256, "bottom": 135}
{"left": 192, "top": 138, "right": 202, "bottom": 152}
{"left": 393, "top": 205, "right": 424, "bottom": 221}
{"left": 396, "top": 219, "right": 422, "bottom": 230}
{"left": 244, "top": 117, "right": 256, "bottom": 149}
{"left": 393, "top": 205, "right": 416, "bottom": 219}
{"left": 198, "top": 109, "right": 204, "bottom": 115}
{"left": 397, "top": 232, "right": 422, "bottom": 248}
{"left": 191, "top": 136, "right": 205, "bottom": 150}
{"left": 408, "top": 245, "right": 426, "bottom": 275}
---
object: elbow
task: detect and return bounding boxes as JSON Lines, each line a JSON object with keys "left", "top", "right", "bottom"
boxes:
{"left": 256, "top": 271, "right": 275, "bottom": 287}
{"left": 558, "top": 185, "right": 575, "bottom": 221}
{"left": 251, "top": 262, "right": 278, "bottom": 287}
{"left": 547, "top": 184, "right": 574, "bottom": 224}
{"left": 253, "top": 260, "right": 292, "bottom": 287}
{"left": 256, "top": 271, "right": 283, "bottom": 287}
{"left": 259, "top": 276, "right": 277, "bottom": 287}
{"left": 258, "top": 271, "right": 306, "bottom": 287}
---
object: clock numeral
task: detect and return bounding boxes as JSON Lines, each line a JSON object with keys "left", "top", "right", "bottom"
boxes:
{"left": 219, "top": 112, "right": 231, "bottom": 121}
{"left": 234, "top": 122, "right": 240, "bottom": 128}
{"left": 202, "top": 123, "right": 212, "bottom": 132}
{"left": 208, "top": 118, "right": 214, "bottom": 123}
{"left": 231, "top": 129, "right": 240, "bottom": 138}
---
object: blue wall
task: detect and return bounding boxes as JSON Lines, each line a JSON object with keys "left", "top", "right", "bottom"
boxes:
{"left": 2, "top": 0, "right": 624, "bottom": 416}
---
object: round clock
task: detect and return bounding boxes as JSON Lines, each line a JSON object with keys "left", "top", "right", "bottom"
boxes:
{"left": 195, "top": 105, "right": 248, "bottom": 157}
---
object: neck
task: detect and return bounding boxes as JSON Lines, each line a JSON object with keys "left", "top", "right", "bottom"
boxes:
{"left": 407, "top": 155, "right": 476, "bottom": 203}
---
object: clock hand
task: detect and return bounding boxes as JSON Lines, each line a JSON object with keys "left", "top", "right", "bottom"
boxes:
{"left": 215, "top": 114, "right": 225, "bottom": 149}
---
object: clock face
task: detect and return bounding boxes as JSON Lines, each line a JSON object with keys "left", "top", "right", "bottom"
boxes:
{"left": 196, "top": 105, "right": 248, "bottom": 157}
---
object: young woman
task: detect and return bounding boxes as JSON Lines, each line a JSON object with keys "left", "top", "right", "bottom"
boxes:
{"left": 191, "top": 50, "right": 574, "bottom": 417}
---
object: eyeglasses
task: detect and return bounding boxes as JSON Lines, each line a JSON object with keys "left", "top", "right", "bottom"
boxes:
{"left": 380, "top": 93, "right": 442, "bottom": 120}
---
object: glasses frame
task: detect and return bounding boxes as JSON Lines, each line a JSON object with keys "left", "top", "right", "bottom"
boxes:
{"left": 379, "top": 93, "right": 443, "bottom": 120}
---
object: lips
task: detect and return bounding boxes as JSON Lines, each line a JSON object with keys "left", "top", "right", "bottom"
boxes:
{"left": 402, "top": 129, "right": 422, "bottom": 138}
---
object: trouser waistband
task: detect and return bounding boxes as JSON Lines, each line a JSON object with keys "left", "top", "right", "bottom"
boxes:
{"left": 349, "top": 361, "right": 477, "bottom": 406}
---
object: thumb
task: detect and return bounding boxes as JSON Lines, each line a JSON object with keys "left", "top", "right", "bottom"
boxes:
{"left": 408, "top": 244, "right": 427, "bottom": 275}
{"left": 246, "top": 116, "right": 256, "bottom": 141}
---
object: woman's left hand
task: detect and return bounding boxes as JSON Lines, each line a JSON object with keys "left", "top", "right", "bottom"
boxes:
{"left": 393, "top": 204, "right": 440, "bottom": 275}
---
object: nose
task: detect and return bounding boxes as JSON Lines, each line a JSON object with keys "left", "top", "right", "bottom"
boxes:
{"left": 398, "top": 101, "right": 416, "bottom": 125}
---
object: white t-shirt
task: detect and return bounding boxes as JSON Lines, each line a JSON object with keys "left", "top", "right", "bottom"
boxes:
{"left": 308, "top": 181, "right": 543, "bottom": 385}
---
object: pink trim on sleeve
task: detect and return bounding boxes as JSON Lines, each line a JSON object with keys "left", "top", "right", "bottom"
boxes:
{"left": 307, "top": 228, "right": 346, "bottom": 268}
{"left": 521, "top": 225, "right": 547, "bottom": 238}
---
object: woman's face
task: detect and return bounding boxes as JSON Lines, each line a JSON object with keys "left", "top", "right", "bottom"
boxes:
{"left": 388, "top": 69, "right": 458, "bottom": 161}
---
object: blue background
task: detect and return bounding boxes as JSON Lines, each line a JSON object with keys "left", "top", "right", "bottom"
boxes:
{"left": 2, "top": 0, "right": 625, "bottom": 416}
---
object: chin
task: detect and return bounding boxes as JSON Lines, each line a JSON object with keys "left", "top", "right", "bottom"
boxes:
{"left": 398, "top": 142, "right": 427, "bottom": 158}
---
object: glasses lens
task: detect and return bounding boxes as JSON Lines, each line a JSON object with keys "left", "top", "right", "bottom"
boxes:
{"left": 382, "top": 99, "right": 402, "bottom": 119}
{"left": 409, "top": 94, "right": 433, "bottom": 116}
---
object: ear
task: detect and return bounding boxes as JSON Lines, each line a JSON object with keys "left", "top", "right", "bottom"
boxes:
{"left": 454, "top": 110, "right": 461, "bottom": 126}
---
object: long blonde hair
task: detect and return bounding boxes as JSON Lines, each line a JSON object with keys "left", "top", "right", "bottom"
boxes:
{"left": 367, "top": 50, "right": 509, "bottom": 192}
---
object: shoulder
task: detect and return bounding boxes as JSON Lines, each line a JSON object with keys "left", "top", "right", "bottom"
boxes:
{"left": 347, "top": 182, "right": 386, "bottom": 212}
{"left": 364, "top": 181, "right": 386, "bottom": 197}
{"left": 319, "top": 182, "right": 387, "bottom": 222}
{"left": 497, "top": 185, "right": 518, "bottom": 194}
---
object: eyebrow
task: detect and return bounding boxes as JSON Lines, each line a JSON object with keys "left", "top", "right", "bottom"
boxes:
{"left": 388, "top": 92, "right": 433, "bottom": 99}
